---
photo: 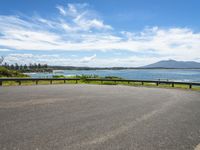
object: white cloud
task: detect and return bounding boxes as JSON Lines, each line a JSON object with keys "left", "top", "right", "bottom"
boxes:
{"left": 0, "top": 14, "right": 200, "bottom": 61}
{"left": 5, "top": 54, "right": 64, "bottom": 65}
{"left": 0, "top": 48, "right": 11, "bottom": 51}
{"left": 80, "top": 54, "right": 96, "bottom": 63}
{"left": 4, "top": 53, "right": 169, "bottom": 67}
{"left": 56, "top": 3, "right": 112, "bottom": 31}
{"left": 56, "top": 5, "right": 66, "bottom": 16}
{"left": 0, "top": 3, "right": 200, "bottom": 66}
{"left": 5, "top": 53, "right": 98, "bottom": 66}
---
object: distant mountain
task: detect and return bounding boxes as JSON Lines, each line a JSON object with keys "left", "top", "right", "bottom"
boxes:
{"left": 142, "top": 60, "right": 200, "bottom": 68}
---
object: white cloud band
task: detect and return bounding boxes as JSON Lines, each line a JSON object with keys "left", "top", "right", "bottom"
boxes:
{"left": 0, "top": 3, "right": 200, "bottom": 66}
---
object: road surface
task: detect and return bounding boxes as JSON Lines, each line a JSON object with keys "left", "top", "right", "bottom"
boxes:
{"left": 0, "top": 84, "right": 200, "bottom": 150}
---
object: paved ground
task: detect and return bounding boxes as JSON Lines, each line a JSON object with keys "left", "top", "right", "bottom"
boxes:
{"left": 0, "top": 84, "right": 200, "bottom": 150}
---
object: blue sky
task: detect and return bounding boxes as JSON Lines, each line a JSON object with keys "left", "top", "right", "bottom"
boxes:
{"left": 0, "top": 0, "right": 200, "bottom": 67}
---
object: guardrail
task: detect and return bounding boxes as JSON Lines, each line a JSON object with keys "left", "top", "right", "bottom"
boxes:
{"left": 85, "top": 78, "right": 200, "bottom": 89}
{"left": 0, "top": 78, "right": 200, "bottom": 89}
{"left": 0, "top": 78, "right": 80, "bottom": 86}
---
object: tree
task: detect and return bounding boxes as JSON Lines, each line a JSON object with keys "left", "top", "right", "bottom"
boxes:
{"left": 43, "top": 64, "right": 48, "bottom": 68}
{"left": 33, "top": 63, "right": 38, "bottom": 69}
{"left": 10, "top": 64, "right": 15, "bottom": 70}
{"left": 3, "top": 62, "right": 9, "bottom": 69}
{"left": 29, "top": 63, "right": 33, "bottom": 69}
{"left": 19, "top": 64, "right": 23, "bottom": 70}
{"left": 24, "top": 64, "right": 28, "bottom": 70}
{"left": 0, "top": 56, "right": 4, "bottom": 66}
{"left": 38, "top": 63, "right": 41, "bottom": 69}
{"left": 14, "top": 63, "right": 19, "bottom": 70}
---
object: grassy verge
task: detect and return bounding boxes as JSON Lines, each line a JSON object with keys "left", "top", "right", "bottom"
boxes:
{"left": 1, "top": 74, "right": 200, "bottom": 91}
{"left": 2, "top": 80, "right": 78, "bottom": 86}
{"left": 2, "top": 80, "right": 200, "bottom": 91}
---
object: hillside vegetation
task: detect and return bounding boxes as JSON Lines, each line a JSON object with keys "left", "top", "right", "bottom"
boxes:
{"left": 0, "top": 66, "right": 29, "bottom": 77}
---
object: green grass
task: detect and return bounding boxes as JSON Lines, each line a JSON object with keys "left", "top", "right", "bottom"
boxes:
{"left": 2, "top": 80, "right": 78, "bottom": 86}
{"left": 1, "top": 74, "right": 200, "bottom": 91}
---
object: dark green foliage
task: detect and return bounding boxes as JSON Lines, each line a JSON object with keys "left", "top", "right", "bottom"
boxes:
{"left": 104, "top": 76, "right": 123, "bottom": 80}
{"left": 75, "top": 74, "right": 100, "bottom": 81}
{"left": 72, "top": 74, "right": 123, "bottom": 80}
{"left": 52, "top": 75, "right": 66, "bottom": 78}
{"left": 0, "top": 67, "right": 29, "bottom": 77}
{"left": 2, "top": 63, "right": 52, "bottom": 73}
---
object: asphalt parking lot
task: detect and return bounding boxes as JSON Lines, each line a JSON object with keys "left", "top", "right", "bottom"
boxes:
{"left": 0, "top": 84, "right": 200, "bottom": 150}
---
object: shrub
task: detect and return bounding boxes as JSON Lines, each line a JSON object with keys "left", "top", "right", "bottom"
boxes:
{"left": 104, "top": 76, "right": 123, "bottom": 80}
{"left": 0, "top": 67, "right": 29, "bottom": 77}
{"left": 52, "top": 75, "right": 66, "bottom": 78}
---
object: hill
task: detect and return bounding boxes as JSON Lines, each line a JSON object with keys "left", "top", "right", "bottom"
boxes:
{"left": 142, "top": 60, "right": 200, "bottom": 69}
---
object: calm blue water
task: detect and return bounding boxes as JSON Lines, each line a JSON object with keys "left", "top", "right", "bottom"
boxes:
{"left": 25, "top": 69, "right": 200, "bottom": 82}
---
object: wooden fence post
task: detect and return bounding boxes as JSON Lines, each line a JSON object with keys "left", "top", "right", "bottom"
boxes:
{"left": 172, "top": 83, "right": 174, "bottom": 87}
{"left": 0, "top": 78, "right": 199, "bottom": 89}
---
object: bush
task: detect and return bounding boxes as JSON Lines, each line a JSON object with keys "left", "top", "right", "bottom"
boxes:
{"left": 104, "top": 76, "right": 123, "bottom": 80}
{"left": 75, "top": 74, "right": 100, "bottom": 81}
{"left": 0, "top": 67, "right": 29, "bottom": 77}
{"left": 52, "top": 75, "right": 66, "bottom": 78}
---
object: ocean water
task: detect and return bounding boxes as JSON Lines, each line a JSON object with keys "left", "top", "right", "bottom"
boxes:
{"left": 25, "top": 69, "right": 200, "bottom": 82}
